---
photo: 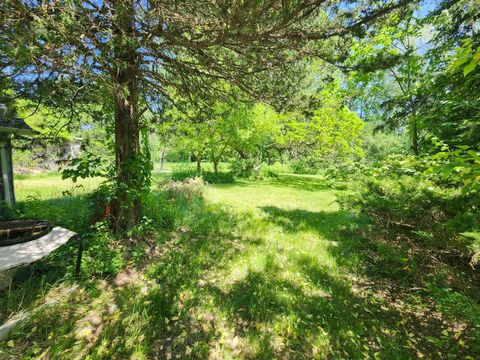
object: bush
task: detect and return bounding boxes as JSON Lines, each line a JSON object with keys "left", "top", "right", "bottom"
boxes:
{"left": 339, "top": 175, "right": 480, "bottom": 264}
{"left": 250, "top": 162, "right": 292, "bottom": 179}
{"left": 170, "top": 170, "right": 235, "bottom": 184}
{"left": 202, "top": 171, "right": 235, "bottom": 184}
{"left": 152, "top": 176, "right": 238, "bottom": 239}
{"left": 262, "top": 162, "right": 292, "bottom": 174}
{"left": 0, "top": 201, "right": 20, "bottom": 220}
{"left": 361, "top": 124, "right": 409, "bottom": 163}
{"left": 162, "top": 177, "right": 206, "bottom": 199}
{"left": 291, "top": 158, "right": 319, "bottom": 175}
{"left": 230, "top": 158, "right": 256, "bottom": 177}
{"left": 170, "top": 170, "right": 199, "bottom": 182}
{"left": 84, "top": 221, "right": 124, "bottom": 276}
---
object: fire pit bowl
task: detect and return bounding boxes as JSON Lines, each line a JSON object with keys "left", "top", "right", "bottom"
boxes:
{"left": 0, "top": 219, "right": 53, "bottom": 247}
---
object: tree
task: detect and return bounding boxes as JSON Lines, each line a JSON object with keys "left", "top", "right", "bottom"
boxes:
{"left": 346, "top": 0, "right": 480, "bottom": 155}
{"left": 1, "top": 0, "right": 409, "bottom": 230}
{"left": 279, "top": 82, "right": 364, "bottom": 164}
{"left": 165, "top": 96, "right": 260, "bottom": 174}
{"left": 347, "top": 9, "right": 428, "bottom": 155}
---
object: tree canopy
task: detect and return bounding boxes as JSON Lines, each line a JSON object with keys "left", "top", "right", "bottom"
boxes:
{"left": 1, "top": 0, "right": 410, "bottom": 230}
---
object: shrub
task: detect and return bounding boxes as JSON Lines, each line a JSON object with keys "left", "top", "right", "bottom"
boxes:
{"left": 170, "top": 170, "right": 199, "bottom": 182}
{"left": 261, "top": 168, "right": 280, "bottom": 179}
{"left": 202, "top": 171, "right": 235, "bottom": 184}
{"left": 152, "top": 176, "right": 239, "bottom": 239}
{"left": 84, "top": 221, "right": 124, "bottom": 276}
{"left": 291, "top": 158, "right": 319, "bottom": 175}
{"left": 262, "top": 162, "right": 292, "bottom": 174}
{"left": 170, "top": 170, "right": 235, "bottom": 184}
{"left": 361, "top": 124, "right": 409, "bottom": 164}
{"left": 162, "top": 177, "right": 206, "bottom": 199}
{"left": 249, "top": 162, "right": 292, "bottom": 179}
{"left": 339, "top": 175, "right": 480, "bottom": 265}
{"left": 231, "top": 159, "right": 288, "bottom": 179}
{"left": 230, "top": 158, "right": 256, "bottom": 177}
{"left": 0, "top": 201, "right": 20, "bottom": 220}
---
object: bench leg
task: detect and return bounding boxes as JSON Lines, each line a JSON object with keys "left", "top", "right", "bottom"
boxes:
{"left": 75, "top": 235, "right": 84, "bottom": 278}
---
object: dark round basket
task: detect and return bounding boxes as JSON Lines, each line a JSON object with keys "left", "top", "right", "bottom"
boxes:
{"left": 0, "top": 219, "right": 52, "bottom": 247}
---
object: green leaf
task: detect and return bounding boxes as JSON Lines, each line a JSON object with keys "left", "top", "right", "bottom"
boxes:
{"left": 452, "top": 56, "right": 469, "bottom": 68}
{"left": 463, "top": 61, "right": 477, "bottom": 76}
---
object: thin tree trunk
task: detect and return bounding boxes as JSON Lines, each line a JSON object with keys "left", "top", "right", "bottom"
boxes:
{"left": 411, "top": 98, "right": 419, "bottom": 156}
{"left": 196, "top": 152, "right": 202, "bottom": 173}
{"left": 160, "top": 146, "right": 166, "bottom": 171}
{"left": 213, "top": 159, "right": 219, "bottom": 174}
{"left": 111, "top": 1, "right": 142, "bottom": 232}
{"left": 412, "top": 117, "right": 419, "bottom": 155}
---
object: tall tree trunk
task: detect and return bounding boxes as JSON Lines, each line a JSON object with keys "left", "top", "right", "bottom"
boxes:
{"left": 213, "top": 159, "right": 219, "bottom": 174}
{"left": 111, "top": 1, "right": 142, "bottom": 232}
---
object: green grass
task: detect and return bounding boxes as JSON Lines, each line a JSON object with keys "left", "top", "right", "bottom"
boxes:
{"left": 1, "top": 173, "right": 479, "bottom": 359}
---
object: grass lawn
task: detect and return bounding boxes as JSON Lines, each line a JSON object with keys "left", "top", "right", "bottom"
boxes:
{"left": 1, "top": 173, "right": 479, "bottom": 359}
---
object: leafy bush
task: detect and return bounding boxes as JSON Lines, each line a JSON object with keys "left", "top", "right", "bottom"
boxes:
{"left": 162, "top": 177, "right": 206, "bottom": 199}
{"left": 291, "top": 158, "right": 319, "bottom": 175}
{"left": 231, "top": 159, "right": 288, "bottom": 179}
{"left": 360, "top": 124, "right": 409, "bottom": 163}
{"left": 170, "top": 170, "right": 235, "bottom": 184}
{"left": 252, "top": 162, "right": 292, "bottom": 179}
{"left": 324, "top": 162, "right": 367, "bottom": 182}
{"left": 151, "top": 176, "right": 238, "bottom": 240}
{"left": 426, "top": 142, "right": 480, "bottom": 194}
{"left": 170, "top": 170, "right": 199, "bottom": 182}
{"left": 230, "top": 158, "right": 256, "bottom": 177}
{"left": 83, "top": 221, "right": 124, "bottom": 276}
{"left": 339, "top": 175, "right": 480, "bottom": 266}
{"left": 262, "top": 162, "right": 292, "bottom": 174}
{"left": 147, "top": 177, "right": 208, "bottom": 231}
{"left": 0, "top": 201, "right": 20, "bottom": 220}
{"left": 259, "top": 168, "right": 280, "bottom": 179}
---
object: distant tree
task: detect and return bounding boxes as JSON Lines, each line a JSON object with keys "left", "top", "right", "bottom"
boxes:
{"left": 280, "top": 82, "right": 365, "bottom": 163}
{"left": 347, "top": 10, "right": 428, "bottom": 155}
{"left": 165, "top": 96, "right": 261, "bottom": 174}
{"left": 347, "top": 0, "right": 480, "bottom": 154}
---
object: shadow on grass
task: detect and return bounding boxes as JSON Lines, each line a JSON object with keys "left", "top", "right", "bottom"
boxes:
{"left": 0, "top": 188, "right": 265, "bottom": 358}
{"left": 267, "top": 173, "right": 333, "bottom": 192}
{"left": 255, "top": 205, "right": 479, "bottom": 358}
{"left": 203, "top": 255, "right": 416, "bottom": 359}
{"left": 207, "top": 173, "right": 333, "bottom": 192}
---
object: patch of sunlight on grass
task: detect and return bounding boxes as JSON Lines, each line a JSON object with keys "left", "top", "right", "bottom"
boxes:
{"left": 206, "top": 177, "right": 339, "bottom": 214}
{"left": 15, "top": 175, "right": 103, "bottom": 201}
{"left": 207, "top": 176, "right": 343, "bottom": 293}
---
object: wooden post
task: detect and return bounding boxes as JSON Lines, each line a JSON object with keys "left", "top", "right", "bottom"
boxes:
{"left": 0, "top": 133, "right": 15, "bottom": 205}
